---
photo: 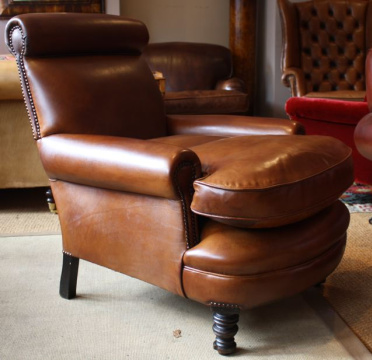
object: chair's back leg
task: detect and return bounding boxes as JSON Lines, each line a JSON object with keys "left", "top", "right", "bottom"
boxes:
{"left": 60, "top": 252, "right": 79, "bottom": 299}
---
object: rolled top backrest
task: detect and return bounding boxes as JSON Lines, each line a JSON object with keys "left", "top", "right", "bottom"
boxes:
{"left": 5, "top": 13, "right": 167, "bottom": 140}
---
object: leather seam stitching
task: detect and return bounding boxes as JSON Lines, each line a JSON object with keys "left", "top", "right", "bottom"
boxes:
{"left": 174, "top": 161, "right": 199, "bottom": 249}
{"left": 8, "top": 25, "right": 41, "bottom": 140}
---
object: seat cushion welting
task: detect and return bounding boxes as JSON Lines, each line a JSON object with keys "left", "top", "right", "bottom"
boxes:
{"left": 189, "top": 135, "right": 353, "bottom": 228}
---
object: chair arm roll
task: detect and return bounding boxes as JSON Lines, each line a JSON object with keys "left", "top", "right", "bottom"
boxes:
{"left": 38, "top": 134, "right": 201, "bottom": 200}
{"left": 281, "top": 68, "right": 306, "bottom": 96}
{"left": 215, "top": 77, "right": 247, "bottom": 92}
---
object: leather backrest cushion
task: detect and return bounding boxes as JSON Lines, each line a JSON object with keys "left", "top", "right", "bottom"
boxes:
{"left": 294, "top": 0, "right": 369, "bottom": 93}
{"left": 142, "top": 42, "right": 233, "bottom": 92}
{"left": 190, "top": 135, "right": 353, "bottom": 228}
{"left": 6, "top": 14, "right": 167, "bottom": 139}
{"left": 23, "top": 56, "right": 167, "bottom": 139}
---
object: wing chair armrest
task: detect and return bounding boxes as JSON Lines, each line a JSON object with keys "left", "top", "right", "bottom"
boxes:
{"left": 215, "top": 77, "right": 247, "bottom": 92}
{"left": 166, "top": 114, "right": 304, "bottom": 136}
{"left": 38, "top": 134, "right": 201, "bottom": 200}
{"left": 282, "top": 68, "right": 306, "bottom": 97}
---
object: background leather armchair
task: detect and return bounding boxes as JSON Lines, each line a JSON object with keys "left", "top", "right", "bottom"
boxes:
{"left": 6, "top": 13, "right": 353, "bottom": 355}
{"left": 142, "top": 42, "right": 250, "bottom": 114}
{"left": 278, "top": 0, "right": 372, "bottom": 100}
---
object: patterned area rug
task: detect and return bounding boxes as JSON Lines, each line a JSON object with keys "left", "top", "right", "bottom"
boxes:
{"left": 341, "top": 183, "right": 372, "bottom": 213}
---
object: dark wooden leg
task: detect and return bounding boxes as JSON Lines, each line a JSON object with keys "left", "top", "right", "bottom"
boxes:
{"left": 212, "top": 307, "right": 240, "bottom": 355}
{"left": 45, "top": 188, "right": 58, "bottom": 214}
{"left": 60, "top": 252, "right": 79, "bottom": 300}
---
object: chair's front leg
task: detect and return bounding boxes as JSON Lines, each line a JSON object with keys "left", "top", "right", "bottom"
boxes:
{"left": 211, "top": 306, "right": 240, "bottom": 355}
{"left": 59, "top": 252, "right": 79, "bottom": 299}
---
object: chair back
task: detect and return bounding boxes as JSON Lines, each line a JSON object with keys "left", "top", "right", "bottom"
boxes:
{"left": 5, "top": 13, "right": 167, "bottom": 140}
{"left": 142, "top": 42, "right": 233, "bottom": 92}
{"left": 278, "top": 0, "right": 372, "bottom": 96}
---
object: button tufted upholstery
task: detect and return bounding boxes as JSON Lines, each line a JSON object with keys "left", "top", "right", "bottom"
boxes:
{"left": 278, "top": 0, "right": 372, "bottom": 100}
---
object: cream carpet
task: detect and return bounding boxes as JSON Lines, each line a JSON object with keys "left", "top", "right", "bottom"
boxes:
{"left": 0, "top": 234, "right": 369, "bottom": 360}
{"left": 324, "top": 212, "right": 372, "bottom": 353}
{"left": 0, "top": 188, "right": 60, "bottom": 236}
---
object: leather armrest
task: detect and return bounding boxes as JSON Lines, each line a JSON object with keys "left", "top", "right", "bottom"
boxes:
{"left": 166, "top": 114, "right": 305, "bottom": 136}
{"left": 37, "top": 134, "right": 201, "bottom": 200}
{"left": 281, "top": 68, "right": 306, "bottom": 97}
{"left": 215, "top": 77, "right": 247, "bottom": 92}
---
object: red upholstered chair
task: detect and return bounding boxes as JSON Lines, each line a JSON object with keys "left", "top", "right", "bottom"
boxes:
{"left": 6, "top": 13, "right": 354, "bottom": 355}
{"left": 285, "top": 96, "right": 371, "bottom": 183}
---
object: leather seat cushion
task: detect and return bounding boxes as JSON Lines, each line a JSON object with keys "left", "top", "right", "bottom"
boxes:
{"left": 190, "top": 135, "right": 353, "bottom": 228}
{"left": 182, "top": 201, "right": 348, "bottom": 309}
{"left": 164, "top": 90, "right": 249, "bottom": 114}
{"left": 184, "top": 201, "right": 348, "bottom": 275}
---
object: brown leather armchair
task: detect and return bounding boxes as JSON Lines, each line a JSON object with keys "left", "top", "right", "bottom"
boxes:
{"left": 278, "top": 0, "right": 372, "bottom": 100}
{"left": 6, "top": 13, "right": 354, "bottom": 355}
{"left": 142, "top": 42, "right": 250, "bottom": 114}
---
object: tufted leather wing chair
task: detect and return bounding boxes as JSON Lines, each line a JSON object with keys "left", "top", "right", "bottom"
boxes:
{"left": 278, "top": 0, "right": 372, "bottom": 100}
{"left": 6, "top": 13, "right": 354, "bottom": 355}
{"left": 142, "top": 42, "right": 249, "bottom": 115}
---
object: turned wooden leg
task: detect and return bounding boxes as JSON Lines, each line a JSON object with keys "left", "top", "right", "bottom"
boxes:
{"left": 60, "top": 252, "right": 79, "bottom": 300}
{"left": 212, "top": 307, "right": 240, "bottom": 355}
{"left": 45, "top": 188, "right": 58, "bottom": 214}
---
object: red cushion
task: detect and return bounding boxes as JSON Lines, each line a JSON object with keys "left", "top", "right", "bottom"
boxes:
{"left": 285, "top": 96, "right": 372, "bottom": 183}
{"left": 285, "top": 97, "right": 369, "bottom": 126}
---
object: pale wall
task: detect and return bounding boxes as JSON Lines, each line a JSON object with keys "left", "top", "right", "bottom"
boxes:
{"left": 120, "top": 0, "right": 229, "bottom": 46}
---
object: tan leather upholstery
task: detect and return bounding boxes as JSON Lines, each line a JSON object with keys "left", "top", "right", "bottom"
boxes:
{"left": 278, "top": 0, "right": 372, "bottom": 99}
{"left": 6, "top": 13, "right": 353, "bottom": 355}
{"left": 152, "top": 134, "right": 353, "bottom": 228}
{"left": 183, "top": 201, "right": 348, "bottom": 308}
{"left": 142, "top": 42, "right": 249, "bottom": 114}
{"left": 190, "top": 136, "right": 352, "bottom": 228}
